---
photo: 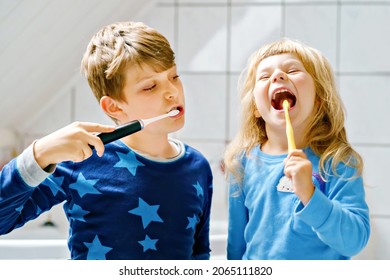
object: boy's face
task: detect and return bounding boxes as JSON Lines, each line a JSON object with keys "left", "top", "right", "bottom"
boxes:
{"left": 115, "top": 64, "right": 185, "bottom": 135}
{"left": 253, "top": 53, "right": 316, "bottom": 134}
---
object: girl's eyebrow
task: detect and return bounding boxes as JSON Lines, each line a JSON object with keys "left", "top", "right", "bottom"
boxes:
{"left": 258, "top": 59, "right": 302, "bottom": 71}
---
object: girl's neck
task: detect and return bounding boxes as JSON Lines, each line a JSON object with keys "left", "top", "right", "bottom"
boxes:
{"left": 262, "top": 124, "right": 306, "bottom": 155}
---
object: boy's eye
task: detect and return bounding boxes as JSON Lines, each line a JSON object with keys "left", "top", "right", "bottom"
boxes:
{"left": 143, "top": 84, "right": 156, "bottom": 92}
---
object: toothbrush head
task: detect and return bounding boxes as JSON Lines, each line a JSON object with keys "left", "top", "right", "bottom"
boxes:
{"left": 168, "top": 109, "right": 180, "bottom": 117}
{"left": 282, "top": 100, "right": 290, "bottom": 111}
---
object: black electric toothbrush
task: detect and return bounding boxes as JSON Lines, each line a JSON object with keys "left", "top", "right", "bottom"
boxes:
{"left": 95, "top": 109, "right": 180, "bottom": 145}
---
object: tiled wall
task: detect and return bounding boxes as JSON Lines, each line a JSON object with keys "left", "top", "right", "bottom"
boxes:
{"left": 18, "top": 0, "right": 390, "bottom": 259}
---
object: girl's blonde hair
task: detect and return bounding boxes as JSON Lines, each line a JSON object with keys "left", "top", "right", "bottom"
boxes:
{"left": 81, "top": 21, "right": 175, "bottom": 103}
{"left": 224, "top": 38, "right": 363, "bottom": 183}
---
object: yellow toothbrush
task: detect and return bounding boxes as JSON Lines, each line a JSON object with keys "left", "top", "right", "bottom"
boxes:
{"left": 283, "top": 100, "right": 296, "bottom": 152}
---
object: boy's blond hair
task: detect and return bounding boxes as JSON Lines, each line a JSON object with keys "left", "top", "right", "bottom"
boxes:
{"left": 81, "top": 21, "right": 175, "bottom": 103}
{"left": 224, "top": 38, "right": 363, "bottom": 183}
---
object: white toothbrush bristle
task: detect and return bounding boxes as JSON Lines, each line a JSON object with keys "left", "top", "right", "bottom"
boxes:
{"left": 168, "top": 109, "right": 180, "bottom": 116}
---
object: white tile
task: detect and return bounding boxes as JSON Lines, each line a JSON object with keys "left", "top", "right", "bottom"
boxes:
{"left": 175, "top": 74, "right": 228, "bottom": 141}
{"left": 177, "top": 6, "right": 228, "bottom": 72}
{"left": 285, "top": 0, "right": 337, "bottom": 3}
{"left": 342, "top": 0, "right": 390, "bottom": 2}
{"left": 354, "top": 146, "right": 390, "bottom": 216}
{"left": 134, "top": 5, "right": 176, "bottom": 50}
{"left": 230, "top": 5, "right": 282, "bottom": 72}
{"left": 339, "top": 76, "right": 390, "bottom": 144}
{"left": 232, "top": 0, "right": 282, "bottom": 3}
{"left": 284, "top": 4, "right": 338, "bottom": 68}
{"left": 180, "top": 0, "right": 228, "bottom": 3}
{"left": 228, "top": 74, "right": 241, "bottom": 140}
{"left": 340, "top": 5, "right": 390, "bottom": 72}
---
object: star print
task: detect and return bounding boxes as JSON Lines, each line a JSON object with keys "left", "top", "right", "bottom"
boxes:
{"left": 186, "top": 213, "right": 198, "bottom": 230}
{"left": 193, "top": 181, "right": 204, "bottom": 197}
{"left": 69, "top": 173, "right": 101, "bottom": 198}
{"left": 114, "top": 151, "right": 145, "bottom": 176}
{"left": 129, "top": 198, "right": 163, "bottom": 229}
{"left": 138, "top": 235, "right": 158, "bottom": 252}
{"left": 15, "top": 206, "right": 23, "bottom": 212}
{"left": 42, "top": 175, "right": 65, "bottom": 196}
{"left": 84, "top": 235, "right": 112, "bottom": 260}
{"left": 69, "top": 204, "right": 90, "bottom": 222}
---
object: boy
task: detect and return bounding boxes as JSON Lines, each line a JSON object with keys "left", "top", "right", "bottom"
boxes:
{"left": 0, "top": 21, "right": 213, "bottom": 260}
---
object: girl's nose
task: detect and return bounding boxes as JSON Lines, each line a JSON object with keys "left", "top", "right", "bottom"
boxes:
{"left": 271, "top": 70, "right": 288, "bottom": 82}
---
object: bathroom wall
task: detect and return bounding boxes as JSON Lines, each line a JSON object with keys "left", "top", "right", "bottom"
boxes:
{"left": 6, "top": 0, "right": 390, "bottom": 259}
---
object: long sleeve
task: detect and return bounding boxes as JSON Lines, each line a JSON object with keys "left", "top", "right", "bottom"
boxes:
{"left": 192, "top": 167, "right": 213, "bottom": 260}
{"left": 295, "top": 165, "right": 370, "bottom": 257}
{"left": 0, "top": 144, "right": 64, "bottom": 235}
{"left": 227, "top": 182, "right": 248, "bottom": 260}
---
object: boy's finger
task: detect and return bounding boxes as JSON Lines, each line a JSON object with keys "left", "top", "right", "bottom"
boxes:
{"left": 88, "top": 136, "right": 106, "bottom": 157}
{"left": 78, "top": 122, "right": 116, "bottom": 133}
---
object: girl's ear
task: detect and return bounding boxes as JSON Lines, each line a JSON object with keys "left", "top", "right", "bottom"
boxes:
{"left": 100, "top": 96, "right": 127, "bottom": 121}
{"left": 254, "top": 109, "right": 261, "bottom": 118}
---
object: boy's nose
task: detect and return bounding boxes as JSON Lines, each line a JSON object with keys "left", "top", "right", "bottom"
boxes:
{"left": 165, "top": 84, "right": 179, "bottom": 100}
{"left": 167, "top": 92, "right": 177, "bottom": 100}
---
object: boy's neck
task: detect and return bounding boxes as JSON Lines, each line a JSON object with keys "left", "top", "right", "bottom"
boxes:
{"left": 121, "top": 132, "right": 179, "bottom": 159}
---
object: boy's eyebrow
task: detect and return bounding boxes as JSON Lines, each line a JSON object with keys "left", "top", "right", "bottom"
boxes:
{"left": 135, "top": 65, "right": 177, "bottom": 83}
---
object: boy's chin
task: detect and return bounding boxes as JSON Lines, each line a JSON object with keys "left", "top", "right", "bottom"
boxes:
{"left": 169, "top": 122, "right": 185, "bottom": 133}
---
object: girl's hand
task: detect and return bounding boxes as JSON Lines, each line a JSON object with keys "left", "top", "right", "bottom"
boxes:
{"left": 33, "top": 122, "right": 115, "bottom": 170}
{"left": 284, "top": 149, "right": 314, "bottom": 205}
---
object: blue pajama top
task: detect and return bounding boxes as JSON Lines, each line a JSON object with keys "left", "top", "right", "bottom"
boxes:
{"left": 0, "top": 139, "right": 213, "bottom": 260}
{"left": 227, "top": 146, "right": 370, "bottom": 260}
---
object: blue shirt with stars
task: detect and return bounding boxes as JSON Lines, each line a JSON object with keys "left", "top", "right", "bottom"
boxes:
{"left": 0, "top": 139, "right": 213, "bottom": 260}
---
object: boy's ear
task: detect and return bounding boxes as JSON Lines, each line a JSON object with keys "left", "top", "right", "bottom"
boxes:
{"left": 100, "top": 96, "right": 127, "bottom": 120}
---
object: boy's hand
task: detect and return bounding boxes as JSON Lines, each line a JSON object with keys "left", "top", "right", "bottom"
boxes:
{"left": 33, "top": 122, "right": 115, "bottom": 170}
{"left": 284, "top": 149, "right": 314, "bottom": 205}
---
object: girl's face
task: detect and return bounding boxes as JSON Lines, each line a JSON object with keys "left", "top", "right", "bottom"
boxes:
{"left": 117, "top": 64, "right": 185, "bottom": 135}
{"left": 253, "top": 53, "right": 316, "bottom": 134}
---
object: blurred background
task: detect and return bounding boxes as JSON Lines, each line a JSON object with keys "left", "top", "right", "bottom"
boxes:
{"left": 0, "top": 0, "right": 389, "bottom": 260}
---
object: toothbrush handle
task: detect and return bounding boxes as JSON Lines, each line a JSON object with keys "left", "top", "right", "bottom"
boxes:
{"left": 284, "top": 112, "right": 296, "bottom": 152}
{"left": 96, "top": 120, "right": 143, "bottom": 144}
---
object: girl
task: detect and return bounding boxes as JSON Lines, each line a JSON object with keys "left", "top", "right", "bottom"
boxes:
{"left": 224, "top": 39, "right": 370, "bottom": 260}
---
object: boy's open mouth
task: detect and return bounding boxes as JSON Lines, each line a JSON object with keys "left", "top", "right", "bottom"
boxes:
{"left": 271, "top": 89, "right": 296, "bottom": 110}
{"left": 169, "top": 106, "right": 184, "bottom": 117}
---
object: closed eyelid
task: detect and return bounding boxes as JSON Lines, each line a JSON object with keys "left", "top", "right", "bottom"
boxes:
{"left": 142, "top": 83, "right": 156, "bottom": 91}
{"left": 257, "top": 75, "right": 270, "bottom": 81}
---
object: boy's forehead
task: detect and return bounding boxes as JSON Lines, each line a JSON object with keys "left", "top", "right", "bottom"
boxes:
{"left": 124, "top": 63, "right": 176, "bottom": 82}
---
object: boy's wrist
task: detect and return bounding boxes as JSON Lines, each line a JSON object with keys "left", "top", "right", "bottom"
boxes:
{"left": 33, "top": 139, "right": 53, "bottom": 170}
{"left": 17, "top": 142, "right": 54, "bottom": 186}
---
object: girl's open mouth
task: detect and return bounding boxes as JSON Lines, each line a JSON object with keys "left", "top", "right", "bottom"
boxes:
{"left": 271, "top": 89, "right": 296, "bottom": 110}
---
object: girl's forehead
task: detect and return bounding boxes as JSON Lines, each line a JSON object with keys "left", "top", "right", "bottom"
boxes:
{"left": 257, "top": 53, "right": 302, "bottom": 70}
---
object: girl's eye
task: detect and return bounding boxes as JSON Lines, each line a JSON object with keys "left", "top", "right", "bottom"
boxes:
{"left": 258, "top": 75, "right": 270, "bottom": 81}
{"left": 173, "top": 75, "right": 180, "bottom": 80}
{"left": 288, "top": 69, "right": 298, "bottom": 74}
